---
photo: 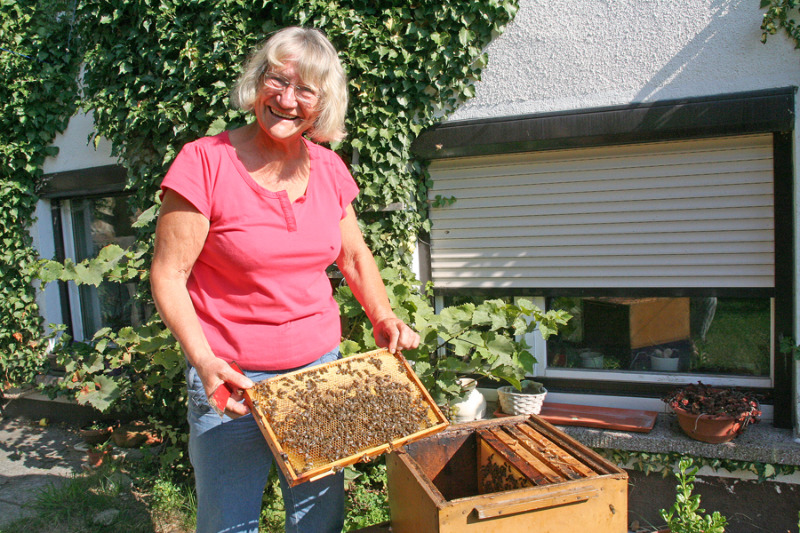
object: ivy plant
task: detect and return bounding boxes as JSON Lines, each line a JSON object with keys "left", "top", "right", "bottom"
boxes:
{"left": 0, "top": 0, "right": 81, "bottom": 386}
{"left": 4, "top": 1, "right": 521, "bottom": 469}
{"left": 598, "top": 448, "right": 800, "bottom": 483}
{"left": 761, "top": 0, "right": 800, "bottom": 47}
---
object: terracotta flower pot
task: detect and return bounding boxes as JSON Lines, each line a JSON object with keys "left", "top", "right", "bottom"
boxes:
{"left": 112, "top": 421, "right": 153, "bottom": 448}
{"left": 86, "top": 448, "right": 108, "bottom": 468}
{"left": 673, "top": 406, "right": 743, "bottom": 444}
{"left": 79, "top": 425, "right": 113, "bottom": 445}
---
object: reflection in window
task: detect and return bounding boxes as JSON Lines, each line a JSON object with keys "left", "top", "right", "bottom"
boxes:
{"left": 70, "top": 196, "right": 143, "bottom": 339}
{"left": 546, "top": 297, "right": 770, "bottom": 377}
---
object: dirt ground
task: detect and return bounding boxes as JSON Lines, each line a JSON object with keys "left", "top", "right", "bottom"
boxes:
{"left": 626, "top": 469, "right": 800, "bottom": 533}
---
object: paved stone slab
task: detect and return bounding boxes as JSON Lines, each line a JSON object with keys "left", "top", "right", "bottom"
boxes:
{"left": 0, "top": 416, "right": 86, "bottom": 528}
{"left": 0, "top": 500, "right": 28, "bottom": 525}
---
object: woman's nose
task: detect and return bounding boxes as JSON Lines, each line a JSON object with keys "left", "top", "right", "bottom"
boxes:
{"left": 277, "top": 85, "right": 298, "bottom": 105}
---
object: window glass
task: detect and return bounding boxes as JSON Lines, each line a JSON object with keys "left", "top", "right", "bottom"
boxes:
{"left": 546, "top": 297, "right": 770, "bottom": 377}
{"left": 70, "top": 195, "right": 142, "bottom": 339}
{"left": 440, "top": 292, "right": 772, "bottom": 379}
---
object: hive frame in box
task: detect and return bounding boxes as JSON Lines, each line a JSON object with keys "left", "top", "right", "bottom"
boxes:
{"left": 244, "top": 348, "right": 449, "bottom": 486}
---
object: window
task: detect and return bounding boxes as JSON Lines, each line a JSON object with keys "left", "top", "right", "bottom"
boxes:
{"left": 440, "top": 291, "right": 772, "bottom": 389}
{"left": 61, "top": 194, "right": 143, "bottom": 340}
{"left": 543, "top": 296, "right": 771, "bottom": 384}
{"left": 38, "top": 164, "right": 144, "bottom": 342}
{"left": 416, "top": 89, "right": 796, "bottom": 425}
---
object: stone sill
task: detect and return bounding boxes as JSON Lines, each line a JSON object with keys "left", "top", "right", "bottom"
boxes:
{"left": 562, "top": 413, "right": 800, "bottom": 465}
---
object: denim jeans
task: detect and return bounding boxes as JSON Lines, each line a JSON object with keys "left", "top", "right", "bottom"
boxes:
{"left": 186, "top": 347, "right": 344, "bottom": 533}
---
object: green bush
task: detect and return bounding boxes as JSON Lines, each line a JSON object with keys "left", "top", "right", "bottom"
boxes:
{"left": 660, "top": 457, "right": 728, "bottom": 533}
{"left": 336, "top": 265, "right": 570, "bottom": 406}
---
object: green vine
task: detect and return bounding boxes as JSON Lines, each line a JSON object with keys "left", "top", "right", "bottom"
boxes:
{"left": 3, "top": 1, "right": 520, "bottom": 467}
{"left": 0, "top": 0, "right": 81, "bottom": 387}
{"left": 660, "top": 457, "right": 728, "bottom": 533}
{"left": 761, "top": 0, "right": 800, "bottom": 48}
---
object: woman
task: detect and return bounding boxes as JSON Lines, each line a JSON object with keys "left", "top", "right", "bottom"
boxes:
{"left": 150, "top": 27, "right": 420, "bottom": 533}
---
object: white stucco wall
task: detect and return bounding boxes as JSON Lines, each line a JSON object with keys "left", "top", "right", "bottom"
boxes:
{"left": 41, "top": 111, "right": 116, "bottom": 174}
{"left": 450, "top": 0, "right": 800, "bottom": 121}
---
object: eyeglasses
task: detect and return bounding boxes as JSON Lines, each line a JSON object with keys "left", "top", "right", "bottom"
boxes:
{"left": 262, "top": 72, "right": 320, "bottom": 105}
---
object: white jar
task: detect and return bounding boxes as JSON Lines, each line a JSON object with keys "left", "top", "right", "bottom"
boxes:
{"left": 450, "top": 378, "right": 486, "bottom": 423}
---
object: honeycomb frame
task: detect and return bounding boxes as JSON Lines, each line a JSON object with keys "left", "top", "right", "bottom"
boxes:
{"left": 245, "top": 348, "right": 449, "bottom": 486}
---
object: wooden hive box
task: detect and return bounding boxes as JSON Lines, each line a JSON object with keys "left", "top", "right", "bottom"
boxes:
{"left": 583, "top": 297, "right": 690, "bottom": 353}
{"left": 387, "top": 415, "right": 628, "bottom": 533}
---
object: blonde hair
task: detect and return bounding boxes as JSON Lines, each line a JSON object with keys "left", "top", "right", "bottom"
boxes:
{"left": 232, "top": 27, "right": 348, "bottom": 143}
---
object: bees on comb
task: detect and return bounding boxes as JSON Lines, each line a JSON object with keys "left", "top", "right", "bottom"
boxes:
{"left": 250, "top": 352, "right": 433, "bottom": 473}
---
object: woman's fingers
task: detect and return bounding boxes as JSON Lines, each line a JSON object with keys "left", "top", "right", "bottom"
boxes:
{"left": 375, "top": 317, "right": 421, "bottom": 353}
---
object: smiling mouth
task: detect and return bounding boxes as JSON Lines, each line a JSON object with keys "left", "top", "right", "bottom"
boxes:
{"left": 270, "top": 107, "right": 299, "bottom": 120}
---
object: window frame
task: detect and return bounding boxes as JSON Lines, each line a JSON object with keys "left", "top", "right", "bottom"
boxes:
{"left": 416, "top": 88, "right": 796, "bottom": 427}
{"left": 40, "top": 164, "right": 131, "bottom": 342}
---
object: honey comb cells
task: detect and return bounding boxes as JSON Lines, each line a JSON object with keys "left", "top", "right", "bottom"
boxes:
{"left": 249, "top": 350, "right": 443, "bottom": 476}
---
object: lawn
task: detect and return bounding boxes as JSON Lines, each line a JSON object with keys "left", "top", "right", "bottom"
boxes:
{"left": 1, "top": 458, "right": 389, "bottom": 533}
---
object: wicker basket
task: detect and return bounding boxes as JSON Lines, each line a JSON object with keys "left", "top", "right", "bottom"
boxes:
{"left": 497, "top": 385, "right": 547, "bottom": 416}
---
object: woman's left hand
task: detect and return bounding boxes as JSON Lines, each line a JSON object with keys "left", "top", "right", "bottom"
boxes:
{"left": 373, "top": 316, "right": 421, "bottom": 354}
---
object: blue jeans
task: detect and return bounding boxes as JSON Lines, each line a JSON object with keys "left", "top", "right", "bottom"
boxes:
{"left": 186, "top": 348, "right": 344, "bottom": 533}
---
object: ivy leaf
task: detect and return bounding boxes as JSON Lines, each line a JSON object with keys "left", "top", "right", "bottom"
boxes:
{"left": 486, "top": 336, "right": 515, "bottom": 368}
{"left": 133, "top": 204, "right": 159, "bottom": 228}
{"left": 519, "top": 349, "right": 537, "bottom": 374}
{"left": 36, "top": 260, "right": 63, "bottom": 284}
{"left": 152, "top": 347, "right": 182, "bottom": 370}
{"left": 77, "top": 375, "right": 120, "bottom": 412}
{"left": 74, "top": 262, "right": 104, "bottom": 286}
{"left": 96, "top": 244, "right": 126, "bottom": 264}
{"left": 339, "top": 339, "right": 361, "bottom": 356}
{"left": 206, "top": 117, "right": 227, "bottom": 136}
{"left": 458, "top": 27, "right": 470, "bottom": 47}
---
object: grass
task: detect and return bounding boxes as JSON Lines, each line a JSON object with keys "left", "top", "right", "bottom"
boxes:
{"left": 0, "top": 460, "right": 195, "bottom": 533}
{"left": 694, "top": 298, "right": 771, "bottom": 375}
{"left": 0, "top": 455, "right": 389, "bottom": 533}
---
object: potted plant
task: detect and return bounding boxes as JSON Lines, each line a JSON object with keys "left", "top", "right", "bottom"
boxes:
{"left": 497, "top": 379, "right": 547, "bottom": 416}
{"left": 79, "top": 421, "right": 114, "bottom": 445}
{"left": 86, "top": 441, "right": 112, "bottom": 468}
{"left": 650, "top": 348, "right": 680, "bottom": 372}
{"left": 579, "top": 350, "right": 604, "bottom": 368}
{"left": 663, "top": 382, "right": 761, "bottom": 443}
{"left": 335, "top": 266, "right": 571, "bottom": 409}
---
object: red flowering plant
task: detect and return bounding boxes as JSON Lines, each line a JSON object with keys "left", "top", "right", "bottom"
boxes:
{"left": 663, "top": 382, "right": 762, "bottom": 428}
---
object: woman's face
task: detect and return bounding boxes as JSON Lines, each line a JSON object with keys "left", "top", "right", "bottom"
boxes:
{"left": 254, "top": 61, "right": 320, "bottom": 145}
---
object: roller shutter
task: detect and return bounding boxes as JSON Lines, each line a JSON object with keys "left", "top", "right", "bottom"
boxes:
{"left": 428, "top": 134, "right": 774, "bottom": 289}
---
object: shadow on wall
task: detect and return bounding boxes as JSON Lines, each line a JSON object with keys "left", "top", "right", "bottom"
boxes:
{"left": 634, "top": 0, "right": 767, "bottom": 103}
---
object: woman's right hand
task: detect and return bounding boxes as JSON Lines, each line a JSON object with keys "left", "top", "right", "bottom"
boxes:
{"left": 195, "top": 357, "right": 255, "bottom": 418}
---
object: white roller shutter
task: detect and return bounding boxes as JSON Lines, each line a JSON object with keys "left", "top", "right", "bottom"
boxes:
{"left": 428, "top": 134, "right": 775, "bottom": 289}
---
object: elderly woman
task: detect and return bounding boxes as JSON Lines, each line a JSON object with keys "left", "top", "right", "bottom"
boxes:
{"left": 150, "top": 27, "right": 420, "bottom": 533}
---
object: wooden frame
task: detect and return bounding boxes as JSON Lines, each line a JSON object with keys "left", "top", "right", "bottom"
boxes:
{"left": 245, "top": 348, "right": 449, "bottom": 486}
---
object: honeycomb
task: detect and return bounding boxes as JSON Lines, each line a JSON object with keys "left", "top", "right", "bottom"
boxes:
{"left": 248, "top": 349, "right": 447, "bottom": 482}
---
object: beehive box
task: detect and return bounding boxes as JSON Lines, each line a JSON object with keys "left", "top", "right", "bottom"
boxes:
{"left": 245, "top": 348, "right": 448, "bottom": 486}
{"left": 584, "top": 297, "right": 690, "bottom": 353}
{"left": 387, "top": 415, "right": 628, "bottom": 533}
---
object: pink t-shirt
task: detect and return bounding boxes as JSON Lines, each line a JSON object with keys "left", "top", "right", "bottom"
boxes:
{"left": 160, "top": 132, "right": 359, "bottom": 370}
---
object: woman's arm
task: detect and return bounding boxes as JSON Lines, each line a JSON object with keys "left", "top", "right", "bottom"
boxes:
{"left": 151, "top": 189, "right": 253, "bottom": 416}
{"left": 336, "top": 205, "right": 420, "bottom": 353}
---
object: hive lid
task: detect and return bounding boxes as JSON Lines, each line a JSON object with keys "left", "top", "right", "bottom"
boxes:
{"left": 245, "top": 348, "right": 449, "bottom": 486}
